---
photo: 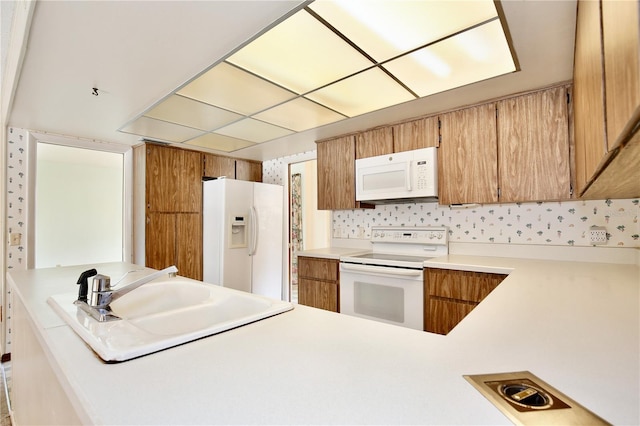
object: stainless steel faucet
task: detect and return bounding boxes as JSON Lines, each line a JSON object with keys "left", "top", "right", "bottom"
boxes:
{"left": 75, "top": 265, "right": 178, "bottom": 322}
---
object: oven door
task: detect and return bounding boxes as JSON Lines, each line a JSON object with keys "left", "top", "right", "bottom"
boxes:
{"left": 339, "top": 262, "right": 423, "bottom": 330}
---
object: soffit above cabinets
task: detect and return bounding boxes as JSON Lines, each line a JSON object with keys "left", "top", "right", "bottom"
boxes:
{"left": 118, "top": 0, "right": 517, "bottom": 153}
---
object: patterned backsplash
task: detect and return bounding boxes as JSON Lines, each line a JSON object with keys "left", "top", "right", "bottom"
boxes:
{"left": 263, "top": 152, "right": 639, "bottom": 248}
{"left": 332, "top": 199, "right": 639, "bottom": 247}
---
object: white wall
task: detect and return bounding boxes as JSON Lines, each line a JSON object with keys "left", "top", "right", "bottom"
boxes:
{"left": 35, "top": 143, "right": 124, "bottom": 267}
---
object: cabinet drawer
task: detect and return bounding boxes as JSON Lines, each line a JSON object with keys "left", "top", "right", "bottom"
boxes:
{"left": 425, "top": 268, "right": 505, "bottom": 302}
{"left": 298, "top": 256, "right": 338, "bottom": 281}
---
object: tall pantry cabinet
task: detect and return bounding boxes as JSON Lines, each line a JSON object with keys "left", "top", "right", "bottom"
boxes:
{"left": 133, "top": 144, "right": 203, "bottom": 280}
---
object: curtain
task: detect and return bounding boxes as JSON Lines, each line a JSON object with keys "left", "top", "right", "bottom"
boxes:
{"left": 290, "top": 173, "right": 303, "bottom": 286}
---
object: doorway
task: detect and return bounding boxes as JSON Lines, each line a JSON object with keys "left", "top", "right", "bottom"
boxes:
{"left": 288, "top": 159, "right": 330, "bottom": 303}
{"left": 35, "top": 143, "right": 125, "bottom": 267}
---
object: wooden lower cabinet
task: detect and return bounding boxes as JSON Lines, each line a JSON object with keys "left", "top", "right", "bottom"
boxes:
{"left": 146, "top": 212, "right": 202, "bottom": 280}
{"left": 297, "top": 256, "right": 339, "bottom": 312}
{"left": 424, "top": 268, "right": 506, "bottom": 334}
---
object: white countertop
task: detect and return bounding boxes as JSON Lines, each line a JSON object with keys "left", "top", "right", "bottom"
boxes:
{"left": 8, "top": 258, "right": 640, "bottom": 425}
{"left": 296, "top": 247, "right": 368, "bottom": 260}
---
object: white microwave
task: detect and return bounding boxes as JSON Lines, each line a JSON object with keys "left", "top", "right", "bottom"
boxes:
{"left": 355, "top": 147, "right": 438, "bottom": 204}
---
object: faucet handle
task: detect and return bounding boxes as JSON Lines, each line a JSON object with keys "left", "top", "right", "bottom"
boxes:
{"left": 89, "top": 274, "right": 112, "bottom": 308}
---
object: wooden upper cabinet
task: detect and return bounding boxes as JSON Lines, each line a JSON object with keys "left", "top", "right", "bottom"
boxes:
{"left": 202, "top": 154, "right": 262, "bottom": 182}
{"left": 438, "top": 104, "right": 498, "bottom": 205}
{"left": 236, "top": 159, "right": 262, "bottom": 182}
{"left": 497, "top": 87, "right": 572, "bottom": 202}
{"left": 393, "top": 116, "right": 440, "bottom": 152}
{"left": 203, "top": 153, "right": 235, "bottom": 179}
{"left": 602, "top": 0, "right": 640, "bottom": 150}
{"left": 573, "top": 0, "right": 608, "bottom": 194}
{"left": 355, "top": 127, "right": 394, "bottom": 159}
{"left": 181, "top": 149, "right": 203, "bottom": 212}
{"left": 146, "top": 144, "right": 202, "bottom": 213}
{"left": 317, "top": 135, "right": 359, "bottom": 210}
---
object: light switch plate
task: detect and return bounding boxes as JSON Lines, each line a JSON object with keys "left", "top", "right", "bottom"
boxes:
{"left": 10, "top": 233, "right": 21, "bottom": 246}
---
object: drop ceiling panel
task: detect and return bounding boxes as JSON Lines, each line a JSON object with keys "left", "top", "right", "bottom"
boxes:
{"left": 227, "top": 9, "right": 374, "bottom": 94}
{"left": 385, "top": 20, "right": 516, "bottom": 97}
{"left": 308, "top": 0, "right": 499, "bottom": 63}
{"left": 186, "top": 133, "right": 256, "bottom": 152}
{"left": 215, "top": 118, "right": 293, "bottom": 143}
{"left": 119, "top": 116, "right": 203, "bottom": 143}
{"left": 305, "top": 67, "right": 416, "bottom": 117}
{"left": 253, "top": 97, "right": 347, "bottom": 132}
{"left": 177, "top": 62, "right": 297, "bottom": 115}
{"left": 144, "top": 94, "right": 243, "bottom": 130}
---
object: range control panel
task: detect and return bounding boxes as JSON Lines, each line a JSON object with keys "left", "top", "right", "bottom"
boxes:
{"left": 371, "top": 226, "right": 448, "bottom": 245}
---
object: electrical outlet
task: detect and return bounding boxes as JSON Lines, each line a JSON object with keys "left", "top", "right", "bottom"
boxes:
{"left": 589, "top": 226, "right": 607, "bottom": 245}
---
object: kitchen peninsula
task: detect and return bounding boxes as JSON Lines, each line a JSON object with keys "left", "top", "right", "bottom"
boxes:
{"left": 9, "top": 254, "right": 639, "bottom": 425}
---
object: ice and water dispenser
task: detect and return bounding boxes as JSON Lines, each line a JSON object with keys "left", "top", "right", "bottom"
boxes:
{"left": 230, "top": 216, "right": 248, "bottom": 248}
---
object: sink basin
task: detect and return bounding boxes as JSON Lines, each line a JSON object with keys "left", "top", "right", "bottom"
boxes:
{"left": 48, "top": 278, "right": 293, "bottom": 362}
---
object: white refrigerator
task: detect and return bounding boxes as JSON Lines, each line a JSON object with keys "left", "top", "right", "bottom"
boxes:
{"left": 202, "top": 178, "right": 284, "bottom": 300}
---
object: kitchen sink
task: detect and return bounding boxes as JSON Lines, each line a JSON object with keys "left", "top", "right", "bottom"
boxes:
{"left": 464, "top": 371, "right": 610, "bottom": 425}
{"left": 48, "top": 279, "right": 293, "bottom": 362}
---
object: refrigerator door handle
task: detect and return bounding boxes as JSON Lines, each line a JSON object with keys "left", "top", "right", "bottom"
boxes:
{"left": 249, "top": 206, "right": 258, "bottom": 256}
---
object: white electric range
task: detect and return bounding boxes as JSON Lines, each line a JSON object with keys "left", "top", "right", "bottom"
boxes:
{"left": 339, "top": 226, "right": 448, "bottom": 330}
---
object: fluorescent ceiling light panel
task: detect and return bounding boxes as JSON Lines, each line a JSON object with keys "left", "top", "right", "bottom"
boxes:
{"left": 215, "top": 118, "right": 294, "bottom": 143}
{"left": 253, "top": 97, "right": 346, "bottom": 132}
{"left": 385, "top": 20, "right": 516, "bottom": 97}
{"left": 120, "top": 116, "right": 203, "bottom": 143}
{"left": 306, "top": 67, "right": 415, "bottom": 117}
{"left": 186, "top": 133, "right": 256, "bottom": 153}
{"left": 227, "top": 9, "right": 374, "bottom": 94}
{"left": 308, "top": 0, "right": 498, "bottom": 63}
{"left": 144, "top": 95, "right": 243, "bottom": 131}
{"left": 177, "top": 62, "right": 297, "bottom": 115}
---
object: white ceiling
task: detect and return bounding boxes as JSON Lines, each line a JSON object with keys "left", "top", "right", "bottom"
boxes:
{"left": 6, "top": 0, "right": 577, "bottom": 162}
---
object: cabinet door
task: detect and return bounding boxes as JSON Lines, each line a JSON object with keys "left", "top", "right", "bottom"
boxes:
{"left": 393, "top": 116, "right": 439, "bottom": 152}
{"left": 439, "top": 104, "right": 498, "bottom": 204}
{"left": 298, "top": 278, "right": 338, "bottom": 312}
{"left": 180, "top": 149, "right": 203, "bottom": 212}
{"left": 176, "top": 213, "right": 202, "bottom": 281}
{"left": 146, "top": 145, "right": 202, "bottom": 212}
{"left": 573, "top": 0, "right": 608, "bottom": 194}
{"left": 203, "top": 154, "right": 235, "bottom": 179}
{"left": 146, "top": 145, "right": 181, "bottom": 212}
{"left": 427, "top": 299, "right": 476, "bottom": 335}
{"left": 603, "top": 0, "right": 640, "bottom": 149}
{"left": 298, "top": 277, "right": 318, "bottom": 308}
{"left": 236, "top": 159, "right": 262, "bottom": 182}
{"left": 424, "top": 268, "right": 505, "bottom": 334}
{"left": 355, "top": 127, "right": 393, "bottom": 159}
{"left": 497, "top": 87, "right": 571, "bottom": 202}
{"left": 145, "top": 213, "right": 176, "bottom": 271}
{"left": 317, "top": 136, "right": 358, "bottom": 210}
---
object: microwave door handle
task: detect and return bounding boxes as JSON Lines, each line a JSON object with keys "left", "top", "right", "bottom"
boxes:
{"left": 406, "top": 161, "right": 412, "bottom": 191}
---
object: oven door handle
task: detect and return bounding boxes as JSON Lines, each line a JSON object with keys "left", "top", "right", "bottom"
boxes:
{"left": 340, "top": 263, "right": 422, "bottom": 277}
